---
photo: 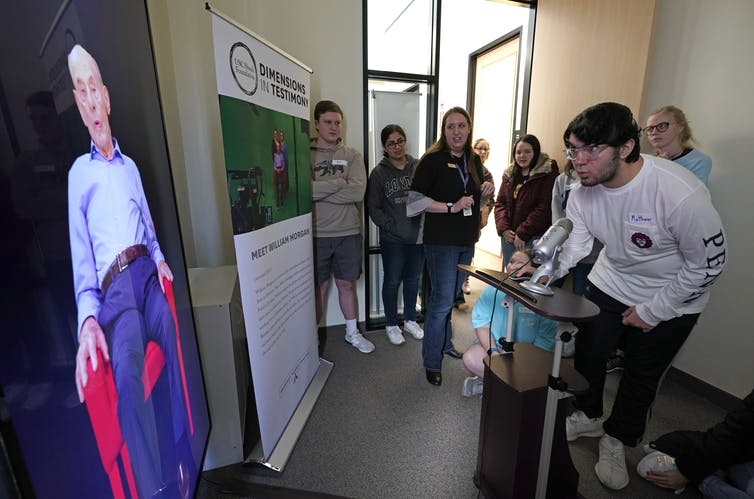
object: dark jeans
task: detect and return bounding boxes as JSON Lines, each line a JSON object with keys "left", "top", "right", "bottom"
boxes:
{"left": 98, "top": 256, "right": 188, "bottom": 497}
{"left": 553, "top": 261, "right": 594, "bottom": 296}
{"left": 574, "top": 280, "right": 698, "bottom": 447}
{"left": 454, "top": 246, "right": 476, "bottom": 304}
{"left": 380, "top": 241, "right": 424, "bottom": 326}
{"left": 571, "top": 262, "right": 593, "bottom": 296}
{"left": 423, "top": 244, "right": 474, "bottom": 371}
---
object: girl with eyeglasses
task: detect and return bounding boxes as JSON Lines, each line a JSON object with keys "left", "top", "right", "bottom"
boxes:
{"left": 494, "top": 134, "right": 558, "bottom": 265}
{"left": 366, "top": 124, "right": 425, "bottom": 347}
{"left": 644, "top": 105, "right": 712, "bottom": 185}
{"left": 472, "top": 138, "right": 496, "bottom": 233}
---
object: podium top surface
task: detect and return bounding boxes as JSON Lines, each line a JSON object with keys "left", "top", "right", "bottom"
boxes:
{"left": 484, "top": 343, "right": 589, "bottom": 394}
{"left": 459, "top": 264, "right": 599, "bottom": 322}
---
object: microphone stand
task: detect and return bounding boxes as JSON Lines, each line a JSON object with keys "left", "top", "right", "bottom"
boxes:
{"left": 493, "top": 263, "right": 530, "bottom": 354}
{"left": 489, "top": 259, "right": 576, "bottom": 498}
{"left": 534, "top": 327, "right": 575, "bottom": 499}
{"left": 498, "top": 295, "right": 516, "bottom": 354}
{"left": 519, "top": 247, "right": 576, "bottom": 499}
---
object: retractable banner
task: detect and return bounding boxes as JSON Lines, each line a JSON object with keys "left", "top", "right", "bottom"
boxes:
{"left": 210, "top": 13, "right": 319, "bottom": 458}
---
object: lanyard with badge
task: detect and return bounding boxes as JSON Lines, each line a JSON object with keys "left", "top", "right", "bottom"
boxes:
{"left": 454, "top": 153, "right": 472, "bottom": 217}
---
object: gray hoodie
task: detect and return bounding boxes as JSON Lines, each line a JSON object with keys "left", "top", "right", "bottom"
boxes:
{"left": 310, "top": 138, "right": 366, "bottom": 238}
{"left": 366, "top": 155, "right": 421, "bottom": 244}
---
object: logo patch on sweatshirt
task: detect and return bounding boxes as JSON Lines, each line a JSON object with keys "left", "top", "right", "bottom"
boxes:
{"left": 630, "top": 231, "right": 653, "bottom": 249}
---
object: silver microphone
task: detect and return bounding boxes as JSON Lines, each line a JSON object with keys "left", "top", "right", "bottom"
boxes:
{"left": 521, "top": 218, "right": 573, "bottom": 296}
{"left": 531, "top": 218, "right": 573, "bottom": 264}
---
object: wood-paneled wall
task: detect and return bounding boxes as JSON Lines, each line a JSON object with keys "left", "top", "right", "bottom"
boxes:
{"left": 526, "top": 0, "right": 657, "bottom": 168}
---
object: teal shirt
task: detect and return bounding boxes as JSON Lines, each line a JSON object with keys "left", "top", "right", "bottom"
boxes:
{"left": 674, "top": 148, "right": 712, "bottom": 186}
{"left": 471, "top": 285, "right": 557, "bottom": 352}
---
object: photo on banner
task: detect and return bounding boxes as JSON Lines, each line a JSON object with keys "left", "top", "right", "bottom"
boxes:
{"left": 219, "top": 96, "right": 312, "bottom": 234}
{"left": 0, "top": 1, "right": 210, "bottom": 498}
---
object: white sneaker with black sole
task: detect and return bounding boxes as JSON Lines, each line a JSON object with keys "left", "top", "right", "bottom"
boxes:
{"left": 566, "top": 409, "right": 605, "bottom": 441}
{"left": 345, "top": 331, "right": 375, "bottom": 353}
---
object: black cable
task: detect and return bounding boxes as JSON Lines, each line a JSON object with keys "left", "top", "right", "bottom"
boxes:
{"left": 502, "top": 255, "right": 532, "bottom": 283}
{"left": 486, "top": 287, "right": 499, "bottom": 363}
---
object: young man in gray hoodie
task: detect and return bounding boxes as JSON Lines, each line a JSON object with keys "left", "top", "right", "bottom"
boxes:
{"left": 310, "top": 100, "right": 371, "bottom": 353}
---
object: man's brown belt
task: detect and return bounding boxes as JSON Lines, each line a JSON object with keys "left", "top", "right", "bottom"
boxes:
{"left": 101, "top": 244, "right": 149, "bottom": 294}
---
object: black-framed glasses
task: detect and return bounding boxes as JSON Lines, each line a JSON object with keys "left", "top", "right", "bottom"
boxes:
{"left": 563, "top": 144, "right": 609, "bottom": 161}
{"left": 385, "top": 138, "right": 406, "bottom": 149}
{"left": 643, "top": 122, "right": 672, "bottom": 134}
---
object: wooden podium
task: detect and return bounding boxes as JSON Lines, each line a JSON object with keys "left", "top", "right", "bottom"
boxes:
{"left": 459, "top": 265, "right": 599, "bottom": 499}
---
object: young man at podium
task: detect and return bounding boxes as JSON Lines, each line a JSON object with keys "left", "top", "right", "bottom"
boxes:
{"left": 461, "top": 249, "right": 558, "bottom": 397}
{"left": 552, "top": 102, "right": 726, "bottom": 490}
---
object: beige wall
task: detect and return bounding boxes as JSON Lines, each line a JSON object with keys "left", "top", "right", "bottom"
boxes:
{"left": 527, "top": 0, "right": 656, "bottom": 165}
{"left": 148, "top": 0, "right": 366, "bottom": 325}
{"left": 643, "top": 0, "right": 754, "bottom": 399}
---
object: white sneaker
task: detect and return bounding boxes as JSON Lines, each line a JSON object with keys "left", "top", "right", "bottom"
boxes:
{"left": 595, "top": 434, "right": 629, "bottom": 490}
{"left": 566, "top": 409, "right": 605, "bottom": 441}
{"left": 345, "top": 331, "right": 375, "bottom": 353}
{"left": 462, "top": 276, "right": 471, "bottom": 294}
{"left": 637, "top": 450, "right": 677, "bottom": 475}
{"left": 403, "top": 320, "right": 424, "bottom": 340}
{"left": 462, "top": 376, "right": 484, "bottom": 397}
{"left": 385, "top": 326, "right": 405, "bottom": 345}
{"left": 637, "top": 450, "right": 685, "bottom": 494}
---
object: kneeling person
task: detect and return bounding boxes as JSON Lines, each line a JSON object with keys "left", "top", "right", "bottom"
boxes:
{"left": 461, "top": 249, "right": 557, "bottom": 397}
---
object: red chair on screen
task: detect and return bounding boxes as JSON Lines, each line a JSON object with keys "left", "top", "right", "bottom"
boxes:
{"left": 82, "top": 277, "right": 194, "bottom": 499}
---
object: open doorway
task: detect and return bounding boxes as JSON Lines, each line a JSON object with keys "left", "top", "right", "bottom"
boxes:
{"left": 469, "top": 30, "right": 522, "bottom": 257}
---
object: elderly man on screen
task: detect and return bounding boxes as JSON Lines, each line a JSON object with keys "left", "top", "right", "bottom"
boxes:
{"left": 67, "top": 44, "right": 191, "bottom": 498}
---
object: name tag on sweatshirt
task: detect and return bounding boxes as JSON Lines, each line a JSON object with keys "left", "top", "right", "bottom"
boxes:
{"left": 629, "top": 213, "right": 654, "bottom": 224}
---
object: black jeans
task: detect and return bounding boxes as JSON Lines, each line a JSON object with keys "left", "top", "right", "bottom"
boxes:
{"left": 574, "top": 280, "right": 699, "bottom": 447}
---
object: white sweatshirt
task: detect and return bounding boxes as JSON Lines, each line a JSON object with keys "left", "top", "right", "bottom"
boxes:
{"left": 557, "top": 154, "right": 726, "bottom": 326}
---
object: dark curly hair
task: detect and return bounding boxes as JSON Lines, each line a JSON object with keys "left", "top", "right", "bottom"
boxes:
{"left": 564, "top": 102, "right": 641, "bottom": 162}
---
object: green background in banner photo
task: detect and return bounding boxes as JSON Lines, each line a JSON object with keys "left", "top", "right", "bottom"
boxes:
{"left": 219, "top": 95, "right": 312, "bottom": 235}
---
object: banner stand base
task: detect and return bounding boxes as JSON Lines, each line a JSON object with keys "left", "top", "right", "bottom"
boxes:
{"left": 244, "top": 357, "right": 333, "bottom": 472}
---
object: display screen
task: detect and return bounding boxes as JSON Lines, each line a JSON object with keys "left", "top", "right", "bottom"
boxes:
{"left": 0, "top": 1, "right": 210, "bottom": 497}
